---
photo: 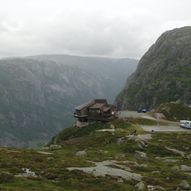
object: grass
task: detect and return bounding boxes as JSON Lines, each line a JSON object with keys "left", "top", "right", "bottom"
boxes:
{"left": 155, "top": 102, "right": 191, "bottom": 121}
{"left": 50, "top": 119, "right": 143, "bottom": 145}
{"left": 0, "top": 120, "right": 191, "bottom": 190}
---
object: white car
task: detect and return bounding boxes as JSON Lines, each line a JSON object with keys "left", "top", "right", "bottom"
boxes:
{"left": 180, "top": 120, "right": 191, "bottom": 129}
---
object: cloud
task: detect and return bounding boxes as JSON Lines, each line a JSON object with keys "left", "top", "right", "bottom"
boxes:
{"left": 0, "top": 0, "right": 191, "bottom": 58}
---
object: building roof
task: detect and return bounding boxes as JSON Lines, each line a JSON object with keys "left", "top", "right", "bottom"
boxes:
{"left": 75, "top": 99, "right": 108, "bottom": 111}
{"left": 89, "top": 103, "right": 106, "bottom": 109}
{"left": 103, "top": 106, "right": 111, "bottom": 112}
{"left": 75, "top": 100, "right": 94, "bottom": 110}
{"left": 94, "top": 99, "right": 107, "bottom": 103}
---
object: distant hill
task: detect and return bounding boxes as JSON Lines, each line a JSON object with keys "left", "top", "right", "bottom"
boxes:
{"left": 0, "top": 55, "right": 138, "bottom": 147}
{"left": 116, "top": 26, "right": 191, "bottom": 110}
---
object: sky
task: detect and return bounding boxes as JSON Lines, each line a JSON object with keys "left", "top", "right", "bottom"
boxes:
{"left": 0, "top": 0, "right": 191, "bottom": 59}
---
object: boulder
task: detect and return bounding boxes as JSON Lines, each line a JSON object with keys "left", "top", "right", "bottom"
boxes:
{"left": 137, "top": 164, "right": 148, "bottom": 168}
{"left": 49, "top": 144, "right": 62, "bottom": 150}
{"left": 137, "top": 143, "right": 144, "bottom": 149}
{"left": 135, "top": 181, "right": 146, "bottom": 191}
{"left": 186, "top": 154, "right": 191, "bottom": 160}
{"left": 164, "top": 159, "right": 179, "bottom": 163}
{"left": 165, "top": 147, "right": 185, "bottom": 157}
{"left": 147, "top": 185, "right": 165, "bottom": 191}
{"left": 47, "top": 157, "right": 54, "bottom": 161}
{"left": 179, "top": 180, "right": 191, "bottom": 190}
{"left": 117, "top": 178, "right": 124, "bottom": 183}
{"left": 117, "top": 137, "right": 126, "bottom": 145}
{"left": 75, "top": 150, "right": 87, "bottom": 157}
{"left": 180, "top": 165, "right": 191, "bottom": 172}
{"left": 16, "top": 168, "right": 37, "bottom": 178}
{"left": 135, "top": 151, "right": 147, "bottom": 160}
{"left": 137, "top": 140, "right": 147, "bottom": 149}
{"left": 127, "top": 134, "right": 152, "bottom": 142}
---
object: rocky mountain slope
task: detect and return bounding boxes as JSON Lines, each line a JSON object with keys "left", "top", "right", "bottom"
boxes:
{"left": 116, "top": 26, "right": 191, "bottom": 110}
{"left": 0, "top": 55, "right": 138, "bottom": 147}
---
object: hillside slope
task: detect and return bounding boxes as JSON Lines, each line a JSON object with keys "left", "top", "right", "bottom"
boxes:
{"left": 0, "top": 55, "right": 138, "bottom": 147}
{"left": 155, "top": 102, "right": 191, "bottom": 121}
{"left": 1, "top": 120, "right": 191, "bottom": 191}
{"left": 116, "top": 26, "right": 191, "bottom": 110}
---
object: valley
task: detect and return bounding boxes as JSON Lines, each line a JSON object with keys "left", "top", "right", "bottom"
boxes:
{"left": 0, "top": 55, "right": 138, "bottom": 147}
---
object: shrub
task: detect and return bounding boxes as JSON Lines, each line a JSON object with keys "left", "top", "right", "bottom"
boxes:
{"left": 0, "top": 172, "right": 14, "bottom": 183}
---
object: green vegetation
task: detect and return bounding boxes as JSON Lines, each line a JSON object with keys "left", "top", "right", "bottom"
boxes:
{"left": 0, "top": 119, "right": 191, "bottom": 190}
{"left": 155, "top": 102, "right": 191, "bottom": 121}
{"left": 116, "top": 26, "right": 191, "bottom": 110}
{"left": 50, "top": 120, "right": 143, "bottom": 145}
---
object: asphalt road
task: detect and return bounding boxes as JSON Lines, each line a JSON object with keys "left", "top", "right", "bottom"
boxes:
{"left": 117, "top": 111, "right": 146, "bottom": 119}
{"left": 141, "top": 125, "right": 191, "bottom": 132}
{"left": 117, "top": 110, "right": 191, "bottom": 133}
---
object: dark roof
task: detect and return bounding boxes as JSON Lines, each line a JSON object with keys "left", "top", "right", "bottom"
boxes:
{"left": 94, "top": 99, "right": 107, "bottom": 103}
{"left": 103, "top": 106, "right": 111, "bottom": 112}
{"left": 75, "top": 99, "right": 108, "bottom": 111}
{"left": 108, "top": 104, "right": 116, "bottom": 108}
{"left": 89, "top": 103, "right": 106, "bottom": 109}
{"left": 75, "top": 100, "right": 94, "bottom": 110}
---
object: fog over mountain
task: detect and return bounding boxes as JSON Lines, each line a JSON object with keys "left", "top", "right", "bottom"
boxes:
{"left": 0, "top": 0, "right": 191, "bottom": 58}
{"left": 0, "top": 54, "right": 138, "bottom": 147}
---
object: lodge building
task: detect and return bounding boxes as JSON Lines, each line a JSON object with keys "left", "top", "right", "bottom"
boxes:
{"left": 74, "top": 99, "right": 117, "bottom": 126}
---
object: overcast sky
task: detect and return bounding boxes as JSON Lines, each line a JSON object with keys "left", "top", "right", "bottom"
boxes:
{"left": 0, "top": 0, "right": 191, "bottom": 59}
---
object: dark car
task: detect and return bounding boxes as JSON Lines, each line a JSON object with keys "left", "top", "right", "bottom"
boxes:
{"left": 137, "top": 108, "right": 148, "bottom": 113}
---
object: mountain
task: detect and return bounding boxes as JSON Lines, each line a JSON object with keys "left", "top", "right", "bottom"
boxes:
{"left": 116, "top": 26, "right": 191, "bottom": 110}
{"left": 0, "top": 55, "right": 138, "bottom": 147}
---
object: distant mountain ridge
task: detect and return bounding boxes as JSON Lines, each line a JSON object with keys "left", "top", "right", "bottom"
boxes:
{"left": 116, "top": 26, "right": 191, "bottom": 110}
{"left": 0, "top": 55, "right": 138, "bottom": 147}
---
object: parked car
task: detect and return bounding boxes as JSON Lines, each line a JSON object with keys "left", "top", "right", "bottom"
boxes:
{"left": 180, "top": 120, "right": 191, "bottom": 129}
{"left": 137, "top": 108, "right": 148, "bottom": 113}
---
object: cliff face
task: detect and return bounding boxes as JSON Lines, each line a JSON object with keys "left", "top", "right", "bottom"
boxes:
{"left": 116, "top": 26, "right": 191, "bottom": 110}
{"left": 0, "top": 55, "right": 137, "bottom": 147}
